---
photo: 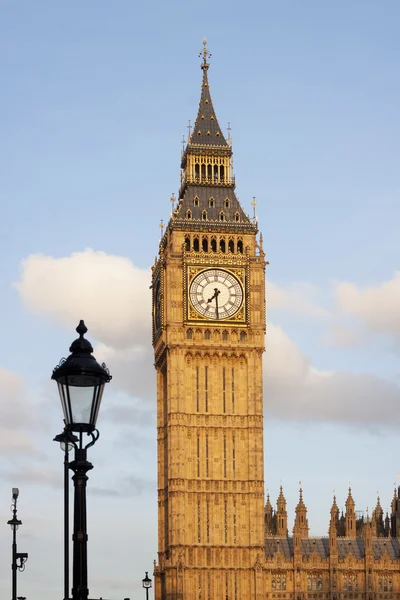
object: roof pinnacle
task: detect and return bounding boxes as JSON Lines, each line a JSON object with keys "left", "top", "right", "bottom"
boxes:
{"left": 199, "top": 37, "right": 211, "bottom": 70}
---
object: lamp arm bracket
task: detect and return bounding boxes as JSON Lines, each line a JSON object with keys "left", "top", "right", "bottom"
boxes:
{"left": 85, "top": 429, "right": 99, "bottom": 450}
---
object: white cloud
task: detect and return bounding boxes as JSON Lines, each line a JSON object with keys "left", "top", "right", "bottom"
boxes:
{"left": 335, "top": 272, "right": 400, "bottom": 337}
{"left": 13, "top": 250, "right": 400, "bottom": 429}
{"left": 268, "top": 282, "right": 330, "bottom": 318}
{"left": 320, "top": 324, "right": 365, "bottom": 347}
{"left": 265, "top": 324, "right": 400, "bottom": 427}
{"left": 14, "top": 249, "right": 151, "bottom": 349}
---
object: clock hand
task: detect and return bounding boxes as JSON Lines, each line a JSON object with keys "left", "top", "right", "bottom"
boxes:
{"left": 215, "top": 289, "right": 219, "bottom": 319}
{"left": 207, "top": 288, "right": 220, "bottom": 319}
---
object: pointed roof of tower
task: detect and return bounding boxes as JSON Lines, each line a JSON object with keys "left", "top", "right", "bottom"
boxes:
{"left": 277, "top": 486, "right": 287, "bottom": 510}
{"left": 330, "top": 495, "right": 339, "bottom": 519}
{"left": 391, "top": 486, "right": 397, "bottom": 512}
{"left": 375, "top": 495, "right": 383, "bottom": 518}
{"left": 265, "top": 493, "right": 272, "bottom": 510}
{"left": 190, "top": 39, "right": 227, "bottom": 147}
{"left": 296, "top": 487, "right": 307, "bottom": 512}
{"left": 346, "top": 487, "right": 355, "bottom": 509}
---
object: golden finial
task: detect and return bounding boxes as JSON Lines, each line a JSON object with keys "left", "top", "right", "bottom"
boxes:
{"left": 252, "top": 196, "right": 258, "bottom": 222}
{"left": 170, "top": 193, "right": 176, "bottom": 216}
{"left": 199, "top": 37, "right": 211, "bottom": 66}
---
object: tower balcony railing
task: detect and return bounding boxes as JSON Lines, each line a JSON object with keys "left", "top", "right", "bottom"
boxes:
{"left": 183, "top": 174, "right": 235, "bottom": 187}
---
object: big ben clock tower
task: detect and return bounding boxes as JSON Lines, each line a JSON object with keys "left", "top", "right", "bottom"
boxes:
{"left": 152, "top": 41, "right": 267, "bottom": 599}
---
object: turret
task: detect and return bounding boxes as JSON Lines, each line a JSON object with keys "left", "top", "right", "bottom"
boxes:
{"left": 276, "top": 486, "right": 288, "bottom": 537}
{"left": 345, "top": 487, "right": 356, "bottom": 538}
{"left": 372, "top": 495, "right": 385, "bottom": 537}
{"left": 337, "top": 511, "right": 346, "bottom": 537}
{"left": 384, "top": 512, "right": 390, "bottom": 537}
{"left": 293, "top": 487, "right": 309, "bottom": 539}
{"left": 364, "top": 516, "right": 373, "bottom": 556}
{"left": 329, "top": 496, "right": 338, "bottom": 554}
{"left": 264, "top": 494, "right": 275, "bottom": 535}
{"left": 390, "top": 486, "right": 400, "bottom": 537}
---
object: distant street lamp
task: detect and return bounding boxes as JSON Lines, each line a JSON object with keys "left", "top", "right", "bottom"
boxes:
{"left": 53, "top": 429, "right": 78, "bottom": 600}
{"left": 7, "top": 488, "right": 28, "bottom": 600}
{"left": 142, "top": 572, "right": 152, "bottom": 600}
{"left": 52, "top": 320, "right": 112, "bottom": 600}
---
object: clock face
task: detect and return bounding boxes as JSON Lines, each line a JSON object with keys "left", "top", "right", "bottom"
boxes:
{"left": 189, "top": 269, "right": 243, "bottom": 320}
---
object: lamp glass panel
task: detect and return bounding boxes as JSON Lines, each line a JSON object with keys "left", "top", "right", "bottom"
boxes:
{"left": 67, "top": 384, "right": 95, "bottom": 425}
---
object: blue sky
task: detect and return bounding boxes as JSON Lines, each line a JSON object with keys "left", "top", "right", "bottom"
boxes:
{"left": 1, "top": 1, "right": 400, "bottom": 599}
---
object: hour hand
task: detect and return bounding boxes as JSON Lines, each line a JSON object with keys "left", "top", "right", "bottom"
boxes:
{"left": 207, "top": 288, "right": 220, "bottom": 303}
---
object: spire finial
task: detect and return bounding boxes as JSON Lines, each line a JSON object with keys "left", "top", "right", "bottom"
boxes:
{"left": 199, "top": 37, "right": 211, "bottom": 68}
{"left": 251, "top": 196, "right": 258, "bottom": 223}
{"left": 170, "top": 193, "right": 176, "bottom": 216}
{"left": 159, "top": 219, "right": 164, "bottom": 240}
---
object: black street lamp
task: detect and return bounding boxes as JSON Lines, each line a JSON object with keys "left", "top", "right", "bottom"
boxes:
{"left": 53, "top": 429, "right": 78, "bottom": 600}
{"left": 142, "top": 572, "right": 152, "bottom": 600}
{"left": 7, "top": 488, "right": 28, "bottom": 600}
{"left": 52, "top": 320, "right": 112, "bottom": 600}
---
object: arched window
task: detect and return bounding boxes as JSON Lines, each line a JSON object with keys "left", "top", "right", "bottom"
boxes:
{"left": 214, "top": 164, "right": 219, "bottom": 182}
{"left": 187, "top": 329, "right": 193, "bottom": 340}
{"left": 220, "top": 238, "right": 226, "bottom": 253}
{"left": 237, "top": 239, "right": 243, "bottom": 254}
{"left": 228, "top": 239, "right": 234, "bottom": 253}
{"left": 195, "top": 164, "right": 200, "bottom": 180}
{"left": 194, "top": 197, "right": 199, "bottom": 207}
{"left": 207, "top": 164, "right": 212, "bottom": 180}
{"left": 209, "top": 197, "right": 215, "bottom": 208}
{"left": 204, "top": 330, "right": 211, "bottom": 340}
{"left": 343, "top": 574, "right": 357, "bottom": 592}
{"left": 202, "top": 237, "right": 208, "bottom": 252}
{"left": 185, "top": 236, "right": 190, "bottom": 251}
{"left": 211, "top": 237, "right": 217, "bottom": 252}
{"left": 224, "top": 198, "right": 230, "bottom": 208}
{"left": 202, "top": 210, "right": 207, "bottom": 221}
{"left": 219, "top": 211, "right": 225, "bottom": 222}
{"left": 240, "top": 331, "right": 247, "bottom": 341}
{"left": 272, "top": 574, "right": 286, "bottom": 591}
{"left": 193, "top": 237, "right": 199, "bottom": 252}
{"left": 186, "top": 210, "right": 192, "bottom": 219}
{"left": 307, "top": 574, "right": 322, "bottom": 591}
{"left": 222, "top": 330, "right": 229, "bottom": 341}
{"left": 201, "top": 164, "right": 206, "bottom": 179}
{"left": 234, "top": 212, "right": 240, "bottom": 222}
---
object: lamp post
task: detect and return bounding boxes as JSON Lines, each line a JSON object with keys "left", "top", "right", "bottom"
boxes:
{"left": 52, "top": 320, "right": 112, "bottom": 600}
{"left": 142, "top": 572, "right": 152, "bottom": 600}
{"left": 7, "top": 488, "right": 28, "bottom": 600}
{"left": 54, "top": 429, "right": 78, "bottom": 600}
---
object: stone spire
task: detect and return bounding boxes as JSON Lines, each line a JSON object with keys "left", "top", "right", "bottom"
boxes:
{"left": 329, "top": 496, "right": 339, "bottom": 553}
{"left": 345, "top": 487, "right": 356, "bottom": 538}
{"left": 174, "top": 40, "right": 255, "bottom": 227}
{"left": 191, "top": 38, "right": 227, "bottom": 146}
{"left": 373, "top": 495, "right": 385, "bottom": 537}
{"left": 264, "top": 493, "right": 274, "bottom": 536}
{"left": 390, "top": 485, "right": 400, "bottom": 537}
{"left": 293, "top": 487, "right": 309, "bottom": 539}
{"left": 276, "top": 486, "right": 288, "bottom": 537}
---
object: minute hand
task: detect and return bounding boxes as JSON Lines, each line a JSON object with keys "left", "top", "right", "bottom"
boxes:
{"left": 207, "top": 287, "right": 220, "bottom": 319}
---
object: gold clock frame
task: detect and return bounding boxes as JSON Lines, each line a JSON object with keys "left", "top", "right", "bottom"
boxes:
{"left": 185, "top": 264, "right": 247, "bottom": 324}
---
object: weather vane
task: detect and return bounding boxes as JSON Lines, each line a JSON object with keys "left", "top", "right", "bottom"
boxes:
{"left": 199, "top": 37, "right": 211, "bottom": 65}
